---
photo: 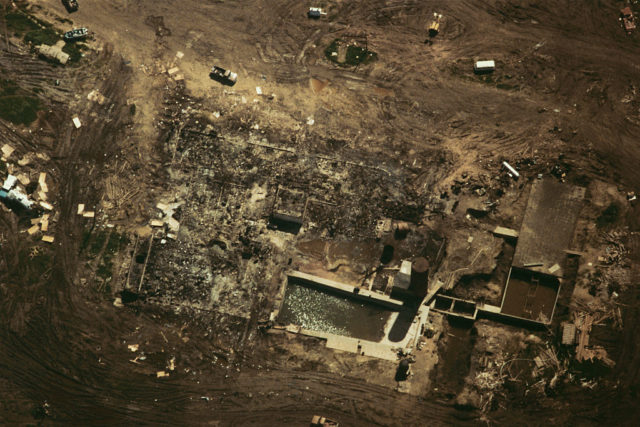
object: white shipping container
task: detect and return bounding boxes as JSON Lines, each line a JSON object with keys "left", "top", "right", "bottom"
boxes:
{"left": 474, "top": 60, "right": 495, "bottom": 72}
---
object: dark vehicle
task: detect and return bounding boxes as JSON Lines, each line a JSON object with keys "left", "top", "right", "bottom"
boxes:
{"left": 209, "top": 65, "right": 237, "bottom": 85}
{"left": 63, "top": 28, "right": 88, "bottom": 41}
{"left": 621, "top": 7, "right": 636, "bottom": 34}
{"left": 62, "top": 0, "right": 79, "bottom": 13}
{"left": 310, "top": 415, "right": 339, "bottom": 427}
{"left": 428, "top": 12, "right": 443, "bottom": 38}
{"left": 308, "top": 8, "right": 326, "bottom": 19}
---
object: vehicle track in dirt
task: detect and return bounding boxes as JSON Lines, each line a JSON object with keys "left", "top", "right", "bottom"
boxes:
{"left": 2, "top": 0, "right": 640, "bottom": 425}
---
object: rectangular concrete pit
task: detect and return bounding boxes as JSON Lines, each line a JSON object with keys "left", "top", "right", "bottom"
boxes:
{"left": 500, "top": 267, "right": 560, "bottom": 324}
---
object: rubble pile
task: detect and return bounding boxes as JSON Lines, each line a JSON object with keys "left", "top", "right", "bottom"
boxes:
{"left": 464, "top": 323, "right": 512, "bottom": 412}
{"left": 128, "top": 86, "right": 460, "bottom": 318}
{"left": 599, "top": 231, "right": 629, "bottom": 266}
{"left": 573, "top": 312, "right": 616, "bottom": 367}
{"left": 1, "top": 143, "right": 57, "bottom": 242}
{"left": 463, "top": 323, "right": 571, "bottom": 414}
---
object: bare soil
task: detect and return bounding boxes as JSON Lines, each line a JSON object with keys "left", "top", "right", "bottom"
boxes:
{"left": 1, "top": 0, "right": 640, "bottom": 425}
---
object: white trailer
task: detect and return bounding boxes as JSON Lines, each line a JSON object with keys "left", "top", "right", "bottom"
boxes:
{"left": 474, "top": 60, "right": 495, "bottom": 73}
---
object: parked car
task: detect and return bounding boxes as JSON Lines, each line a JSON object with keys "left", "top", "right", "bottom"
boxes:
{"left": 62, "top": 0, "right": 79, "bottom": 13}
{"left": 209, "top": 65, "right": 237, "bottom": 85}
{"left": 308, "top": 8, "right": 326, "bottom": 19}
{"left": 63, "top": 28, "right": 88, "bottom": 41}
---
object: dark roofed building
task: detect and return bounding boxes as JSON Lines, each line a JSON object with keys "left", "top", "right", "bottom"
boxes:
{"left": 512, "top": 179, "right": 585, "bottom": 278}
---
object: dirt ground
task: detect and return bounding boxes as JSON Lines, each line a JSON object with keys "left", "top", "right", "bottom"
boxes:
{"left": 1, "top": 0, "right": 640, "bottom": 425}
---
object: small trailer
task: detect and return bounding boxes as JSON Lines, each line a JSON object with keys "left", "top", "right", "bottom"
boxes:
{"left": 474, "top": 60, "right": 495, "bottom": 74}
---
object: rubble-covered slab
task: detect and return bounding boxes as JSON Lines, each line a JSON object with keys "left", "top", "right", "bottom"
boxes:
{"left": 435, "top": 228, "right": 502, "bottom": 290}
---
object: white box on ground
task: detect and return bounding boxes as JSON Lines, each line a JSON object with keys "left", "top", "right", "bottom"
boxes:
{"left": 474, "top": 60, "right": 495, "bottom": 72}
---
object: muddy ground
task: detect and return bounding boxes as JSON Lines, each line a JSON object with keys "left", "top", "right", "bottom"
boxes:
{"left": 1, "top": 0, "right": 640, "bottom": 425}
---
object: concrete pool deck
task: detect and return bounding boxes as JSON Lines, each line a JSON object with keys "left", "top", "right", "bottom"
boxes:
{"left": 270, "top": 306, "right": 429, "bottom": 362}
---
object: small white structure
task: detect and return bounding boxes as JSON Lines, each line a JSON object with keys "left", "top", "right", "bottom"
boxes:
{"left": 474, "top": 60, "right": 495, "bottom": 73}
{"left": 394, "top": 260, "right": 413, "bottom": 290}
{"left": 72, "top": 117, "right": 82, "bottom": 128}
{"left": 2, "top": 174, "right": 17, "bottom": 191}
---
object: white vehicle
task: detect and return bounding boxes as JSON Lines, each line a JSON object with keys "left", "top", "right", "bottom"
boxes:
{"left": 63, "top": 27, "right": 88, "bottom": 41}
